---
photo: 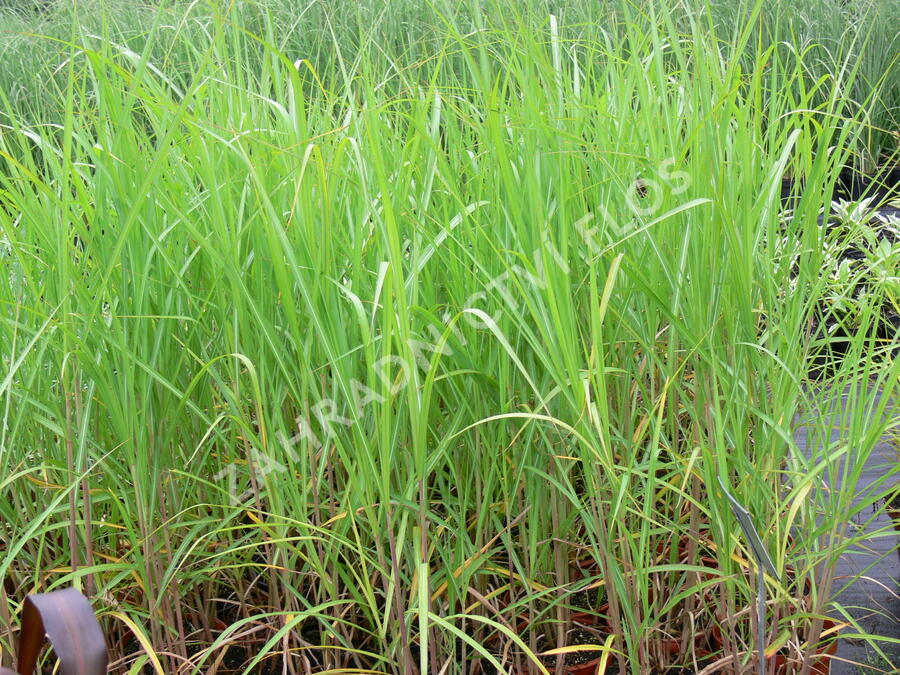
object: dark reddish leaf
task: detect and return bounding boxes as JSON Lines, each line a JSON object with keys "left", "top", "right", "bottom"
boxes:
{"left": 14, "top": 588, "right": 107, "bottom": 675}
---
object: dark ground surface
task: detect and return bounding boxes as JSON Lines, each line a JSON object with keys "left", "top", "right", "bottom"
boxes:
{"left": 795, "top": 395, "right": 900, "bottom": 674}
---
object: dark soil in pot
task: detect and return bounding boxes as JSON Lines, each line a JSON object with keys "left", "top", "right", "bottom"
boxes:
{"left": 538, "top": 628, "right": 619, "bottom": 674}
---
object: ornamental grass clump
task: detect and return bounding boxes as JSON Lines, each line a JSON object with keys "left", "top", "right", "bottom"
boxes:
{"left": 0, "top": 0, "right": 898, "bottom": 673}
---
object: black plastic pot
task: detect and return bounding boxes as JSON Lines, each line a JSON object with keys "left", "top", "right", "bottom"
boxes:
{"left": 835, "top": 165, "right": 900, "bottom": 203}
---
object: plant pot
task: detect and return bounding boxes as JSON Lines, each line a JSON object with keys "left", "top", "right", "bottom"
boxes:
{"left": 784, "top": 566, "right": 814, "bottom": 601}
{"left": 714, "top": 619, "right": 839, "bottom": 674}
{"left": 769, "top": 639, "right": 837, "bottom": 675}
{"left": 561, "top": 647, "right": 711, "bottom": 675}
{"left": 571, "top": 554, "right": 602, "bottom": 578}
{"left": 484, "top": 615, "right": 531, "bottom": 649}
{"left": 566, "top": 657, "right": 612, "bottom": 675}
{"left": 884, "top": 484, "right": 900, "bottom": 533}
{"left": 656, "top": 643, "right": 713, "bottom": 673}
{"left": 536, "top": 628, "right": 619, "bottom": 675}
{"left": 571, "top": 605, "right": 610, "bottom": 628}
{"left": 872, "top": 165, "right": 900, "bottom": 199}
{"left": 888, "top": 508, "right": 900, "bottom": 533}
{"left": 562, "top": 652, "right": 620, "bottom": 675}
{"left": 568, "top": 556, "right": 608, "bottom": 626}
{"left": 835, "top": 164, "right": 900, "bottom": 203}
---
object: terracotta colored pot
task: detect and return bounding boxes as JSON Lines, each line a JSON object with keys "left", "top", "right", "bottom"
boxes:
{"left": 571, "top": 556, "right": 601, "bottom": 579}
{"left": 571, "top": 603, "right": 611, "bottom": 628}
{"left": 769, "top": 644, "right": 836, "bottom": 675}
{"left": 771, "top": 618, "right": 839, "bottom": 674}
{"left": 713, "top": 619, "right": 839, "bottom": 674}
{"left": 656, "top": 644, "right": 714, "bottom": 673}
{"left": 652, "top": 539, "right": 721, "bottom": 592}
{"left": 562, "top": 645, "right": 711, "bottom": 674}
{"left": 565, "top": 656, "right": 615, "bottom": 675}
{"left": 484, "top": 616, "right": 530, "bottom": 649}
{"left": 657, "top": 639, "right": 710, "bottom": 655}
{"left": 886, "top": 507, "right": 900, "bottom": 533}
{"left": 784, "top": 565, "right": 812, "bottom": 592}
